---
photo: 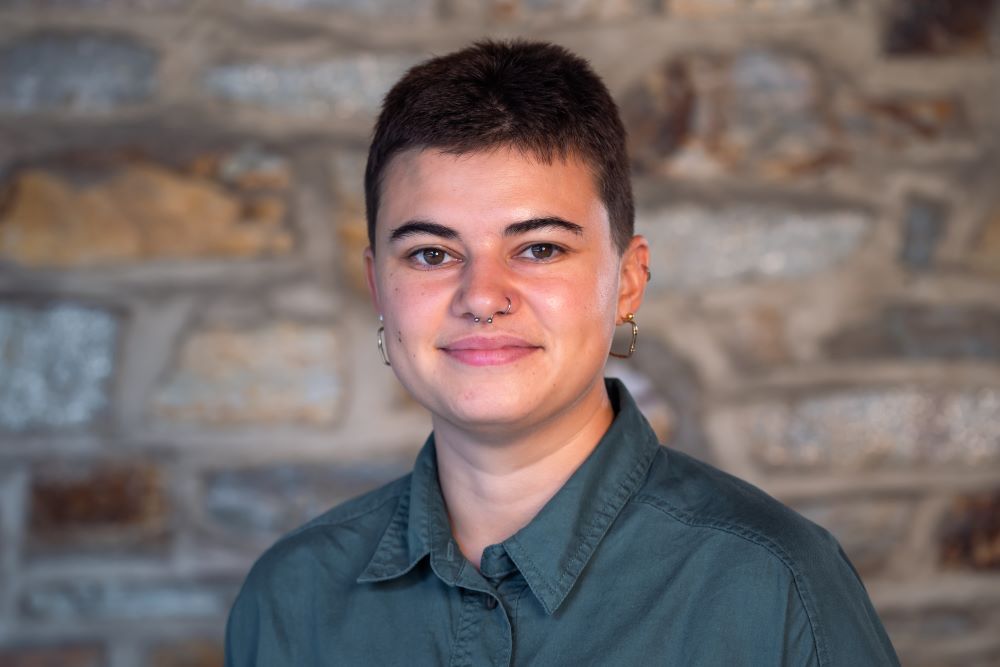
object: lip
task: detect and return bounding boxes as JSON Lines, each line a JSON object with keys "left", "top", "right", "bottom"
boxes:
{"left": 440, "top": 335, "right": 541, "bottom": 366}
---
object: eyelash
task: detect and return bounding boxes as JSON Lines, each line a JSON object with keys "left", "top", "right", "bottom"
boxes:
{"left": 404, "top": 242, "right": 567, "bottom": 269}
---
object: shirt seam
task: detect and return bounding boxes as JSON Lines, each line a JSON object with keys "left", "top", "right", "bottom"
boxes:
{"left": 631, "top": 493, "right": 826, "bottom": 666}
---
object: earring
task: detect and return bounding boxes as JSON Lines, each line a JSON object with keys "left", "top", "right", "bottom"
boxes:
{"left": 376, "top": 317, "right": 391, "bottom": 366}
{"left": 609, "top": 312, "right": 638, "bottom": 359}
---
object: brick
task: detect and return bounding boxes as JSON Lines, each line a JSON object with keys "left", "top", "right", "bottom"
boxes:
{"left": 0, "top": 303, "right": 118, "bottom": 432}
{"left": 202, "top": 55, "right": 416, "bottom": 119}
{"left": 900, "top": 196, "right": 948, "bottom": 270}
{"left": 0, "top": 152, "right": 293, "bottom": 268}
{"left": 0, "top": 644, "right": 106, "bottom": 667}
{"left": 825, "top": 304, "right": 1000, "bottom": 362}
{"left": 884, "top": 0, "right": 997, "bottom": 56}
{"left": 705, "top": 304, "right": 792, "bottom": 372}
{"left": 479, "top": 0, "right": 654, "bottom": 21}
{"left": 0, "top": 33, "right": 156, "bottom": 114}
{"left": 150, "top": 323, "right": 343, "bottom": 425}
{"left": 718, "top": 387, "right": 1000, "bottom": 470}
{"left": 940, "top": 489, "right": 1000, "bottom": 571}
{"left": 637, "top": 204, "right": 870, "bottom": 289}
{"left": 669, "top": 0, "right": 840, "bottom": 17}
{"left": 247, "top": 0, "right": 434, "bottom": 19}
{"left": 202, "top": 462, "right": 407, "bottom": 538}
{"left": 20, "top": 579, "right": 237, "bottom": 621}
{"left": 29, "top": 462, "right": 168, "bottom": 554}
{"left": 148, "top": 639, "right": 223, "bottom": 667}
{"left": 796, "top": 498, "right": 913, "bottom": 576}
{"left": 0, "top": 0, "right": 183, "bottom": 5}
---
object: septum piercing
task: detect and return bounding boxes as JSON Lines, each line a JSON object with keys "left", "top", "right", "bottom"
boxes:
{"left": 474, "top": 297, "right": 512, "bottom": 324}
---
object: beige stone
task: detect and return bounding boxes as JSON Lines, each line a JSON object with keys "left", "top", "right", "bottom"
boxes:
{"left": 0, "top": 162, "right": 293, "bottom": 267}
{"left": 150, "top": 323, "right": 342, "bottom": 426}
{"left": 968, "top": 210, "right": 1000, "bottom": 274}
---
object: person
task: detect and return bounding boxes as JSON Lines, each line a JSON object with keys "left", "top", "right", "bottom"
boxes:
{"left": 225, "top": 40, "right": 900, "bottom": 666}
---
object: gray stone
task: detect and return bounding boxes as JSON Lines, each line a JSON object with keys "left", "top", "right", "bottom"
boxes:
{"left": 247, "top": 0, "right": 434, "bottom": 19}
{"left": 20, "top": 579, "right": 236, "bottom": 620}
{"left": 202, "top": 463, "right": 408, "bottom": 538}
{"left": 637, "top": 205, "right": 870, "bottom": 289}
{"left": 0, "top": 303, "right": 119, "bottom": 432}
{"left": 721, "top": 387, "right": 1000, "bottom": 470}
{"left": 203, "top": 55, "right": 416, "bottom": 119}
{"left": 0, "top": 34, "right": 157, "bottom": 114}
{"left": 901, "top": 196, "right": 948, "bottom": 269}
{"left": 826, "top": 304, "right": 1000, "bottom": 362}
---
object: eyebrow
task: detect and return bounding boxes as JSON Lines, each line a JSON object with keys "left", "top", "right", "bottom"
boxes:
{"left": 388, "top": 216, "right": 584, "bottom": 243}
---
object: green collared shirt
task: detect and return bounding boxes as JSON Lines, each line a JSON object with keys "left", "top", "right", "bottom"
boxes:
{"left": 226, "top": 379, "right": 899, "bottom": 666}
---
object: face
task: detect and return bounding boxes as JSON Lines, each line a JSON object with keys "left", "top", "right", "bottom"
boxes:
{"left": 365, "top": 147, "right": 648, "bottom": 436}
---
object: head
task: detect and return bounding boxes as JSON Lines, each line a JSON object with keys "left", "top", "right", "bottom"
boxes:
{"left": 363, "top": 40, "right": 648, "bottom": 436}
{"left": 365, "top": 39, "right": 634, "bottom": 255}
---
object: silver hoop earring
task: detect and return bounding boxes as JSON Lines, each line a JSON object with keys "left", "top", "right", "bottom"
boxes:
{"left": 609, "top": 312, "right": 638, "bottom": 359}
{"left": 376, "top": 326, "right": 391, "bottom": 366}
{"left": 486, "top": 297, "right": 513, "bottom": 325}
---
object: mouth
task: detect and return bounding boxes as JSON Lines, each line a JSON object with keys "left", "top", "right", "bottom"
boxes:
{"left": 439, "top": 335, "right": 542, "bottom": 367}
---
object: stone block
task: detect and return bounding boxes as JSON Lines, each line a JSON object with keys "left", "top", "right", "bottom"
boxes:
{"left": 718, "top": 387, "right": 1000, "bottom": 471}
{"left": 0, "top": 644, "right": 106, "bottom": 667}
{"left": 478, "top": 0, "right": 654, "bottom": 21}
{"left": 623, "top": 50, "right": 971, "bottom": 180}
{"left": 150, "top": 322, "right": 343, "bottom": 426}
{"left": 967, "top": 208, "right": 1000, "bottom": 274}
{"left": 637, "top": 204, "right": 870, "bottom": 289}
{"left": 825, "top": 304, "right": 1000, "bottom": 362}
{"left": 28, "top": 462, "right": 168, "bottom": 554}
{"left": 900, "top": 196, "right": 948, "bottom": 270}
{"left": 669, "top": 0, "right": 840, "bottom": 16}
{"left": 0, "top": 33, "right": 156, "bottom": 114}
{"left": 0, "top": 150, "right": 294, "bottom": 268}
{"left": 247, "top": 0, "right": 434, "bottom": 20}
{"left": 940, "top": 489, "right": 1000, "bottom": 571}
{"left": 148, "top": 639, "right": 223, "bottom": 667}
{"left": 0, "top": 303, "right": 118, "bottom": 432}
{"left": 202, "top": 54, "right": 416, "bottom": 119}
{"left": 201, "top": 462, "right": 407, "bottom": 539}
{"left": 330, "top": 150, "right": 370, "bottom": 295}
{"left": 20, "top": 579, "right": 238, "bottom": 621}
{"left": 795, "top": 498, "right": 913, "bottom": 576}
{"left": 884, "top": 0, "right": 997, "bottom": 56}
{"left": 0, "top": 0, "right": 183, "bottom": 5}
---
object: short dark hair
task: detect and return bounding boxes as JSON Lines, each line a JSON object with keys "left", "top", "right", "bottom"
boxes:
{"left": 365, "top": 39, "right": 634, "bottom": 254}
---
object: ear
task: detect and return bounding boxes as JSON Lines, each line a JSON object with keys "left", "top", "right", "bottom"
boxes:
{"left": 363, "top": 246, "right": 382, "bottom": 314}
{"left": 616, "top": 235, "right": 650, "bottom": 321}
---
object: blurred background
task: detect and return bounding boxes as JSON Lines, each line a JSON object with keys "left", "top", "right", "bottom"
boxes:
{"left": 0, "top": 0, "right": 998, "bottom": 665}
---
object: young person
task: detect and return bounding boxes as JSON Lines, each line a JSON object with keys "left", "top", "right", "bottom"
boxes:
{"left": 225, "top": 40, "right": 900, "bottom": 666}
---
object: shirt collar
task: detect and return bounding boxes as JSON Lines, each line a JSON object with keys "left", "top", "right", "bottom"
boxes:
{"left": 358, "top": 378, "right": 660, "bottom": 615}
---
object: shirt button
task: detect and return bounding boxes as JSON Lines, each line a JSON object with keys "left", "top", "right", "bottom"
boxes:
{"left": 484, "top": 595, "right": 498, "bottom": 610}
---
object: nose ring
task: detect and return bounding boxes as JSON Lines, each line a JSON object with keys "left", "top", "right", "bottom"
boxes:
{"left": 474, "top": 297, "right": 512, "bottom": 324}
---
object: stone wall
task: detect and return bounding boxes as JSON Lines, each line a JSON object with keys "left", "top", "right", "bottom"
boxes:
{"left": 0, "top": 1, "right": 997, "bottom": 665}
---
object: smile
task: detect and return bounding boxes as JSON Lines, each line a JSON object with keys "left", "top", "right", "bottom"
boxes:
{"left": 439, "top": 335, "right": 542, "bottom": 367}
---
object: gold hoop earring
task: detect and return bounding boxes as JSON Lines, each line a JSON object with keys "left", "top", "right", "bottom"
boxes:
{"left": 609, "top": 312, "right": 638, "bottom": 359}
{"left": 376, "top": 326, "right": 391, "bottom": 366}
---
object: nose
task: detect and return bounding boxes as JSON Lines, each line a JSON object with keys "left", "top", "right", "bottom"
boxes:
{"left": 451, "top": 255, "right": 514, "bottom": 324}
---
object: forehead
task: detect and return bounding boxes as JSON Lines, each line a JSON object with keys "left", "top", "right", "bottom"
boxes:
{"left": 377, "top": 147, "right": 609, "bottom": 238}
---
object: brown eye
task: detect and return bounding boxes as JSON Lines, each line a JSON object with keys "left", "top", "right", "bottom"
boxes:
{"left": 529, "top": 244, "right": 555, "bottom": 260}
{"left": 421, "top": 248, "right": 445, "bottom": 265}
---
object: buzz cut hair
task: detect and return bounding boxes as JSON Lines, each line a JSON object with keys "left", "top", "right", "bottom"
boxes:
{"left": 364, "top": 39, "right": 634, "bottom": 254}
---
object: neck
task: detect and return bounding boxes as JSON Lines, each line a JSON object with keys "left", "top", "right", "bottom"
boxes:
{"left": 433, "top": 379, "right": 614, "bottom": 569}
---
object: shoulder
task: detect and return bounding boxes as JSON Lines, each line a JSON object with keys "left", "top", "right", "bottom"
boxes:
{"left": 240, "top": 473, "right": 409, "bottom": 594}
{"left": 633, "top": 447, "right": 836, "bottom": 564}
{"left": 629, "top": 447, "right": 899, "bottom": 666}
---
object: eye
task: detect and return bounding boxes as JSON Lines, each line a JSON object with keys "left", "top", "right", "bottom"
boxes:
{"left": 408, "top": 247, "right": 458, "bottom": 267}
{"left": 518, "top": 243, "right": 563, "bottom": 261}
